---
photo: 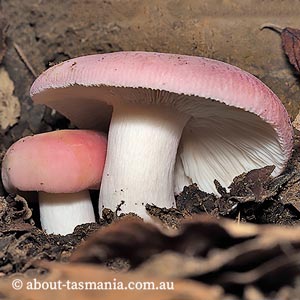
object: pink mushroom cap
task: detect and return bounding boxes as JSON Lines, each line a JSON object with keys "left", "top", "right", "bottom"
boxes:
{"left": 30, "top": 51, "right": 293, "bottom": 167}
{"left": 2, "top": 130, "right": 107, "bottom": 194}
{"left": 28, "top": 51, "right": 294, "bottom": 208}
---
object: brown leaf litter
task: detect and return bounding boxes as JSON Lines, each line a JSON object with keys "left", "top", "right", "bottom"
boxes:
{"left": 157, "top": 150, "right": 300, "bottom": 226}
{"left": 3, "top": 214, "right": 300, "bottom": 299}
{"left": 0, "top": 195, "right": 103, "bottom": 275}
{"left": 71, "top": 216, "right": 300, "bottom": 297}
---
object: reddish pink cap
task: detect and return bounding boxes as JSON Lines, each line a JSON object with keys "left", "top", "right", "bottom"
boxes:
{"left": 2, "top": 130, "right": 107, "bottom": 193}
{"left": 30, "top": 51, "right": 293, "bottom": 171}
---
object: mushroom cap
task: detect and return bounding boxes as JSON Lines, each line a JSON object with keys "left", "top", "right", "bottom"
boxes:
{"left": 2, "top": 130, "right": 107, "bottom": 193}
{"left": 30, "top": 51, "right": 293, "bottom": 179}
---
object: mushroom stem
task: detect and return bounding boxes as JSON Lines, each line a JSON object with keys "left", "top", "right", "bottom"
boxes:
{"left": 99, "top": 103, "right": 189, "bottom": 220}
{"left": 39, "top": 190, "right": 95, "bottom": 235}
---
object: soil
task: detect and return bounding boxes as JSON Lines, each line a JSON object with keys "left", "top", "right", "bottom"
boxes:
{"left": 1, "top": 1, "right": 300, "bottom": 299}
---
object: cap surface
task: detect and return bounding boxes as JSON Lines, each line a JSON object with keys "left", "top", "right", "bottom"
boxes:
{"left": 2, "top": 130, "right": 107, "bottom": 193}
{"left": 30, "top": 51, "right": 293, "bottom": 178}
{"left": 30, "top": 52, "right": 292, "bottom": 162}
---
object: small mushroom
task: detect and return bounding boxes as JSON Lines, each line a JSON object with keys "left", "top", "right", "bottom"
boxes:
{"left": 30, "top": 52, "right": 293, "bottom": 220}
{"left": 1, "top": 130, "right": 107, "bottom": 234}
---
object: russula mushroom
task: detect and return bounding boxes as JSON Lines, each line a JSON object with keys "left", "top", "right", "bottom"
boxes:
{"left": 30, "top": 52, "right": 293, "bottom": 220}
{"left": 1, "top": 130, "right": 107, "bottom": 234}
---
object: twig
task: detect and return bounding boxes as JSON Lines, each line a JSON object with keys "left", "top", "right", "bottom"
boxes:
{"left": 260, "top": 23, "right": 284, "bottom": 34}
{"left": 237, "top": 211, "right": 241, "bottom": 224}
{"left": 13, "top": 42, "right": 37, "bottom": 77}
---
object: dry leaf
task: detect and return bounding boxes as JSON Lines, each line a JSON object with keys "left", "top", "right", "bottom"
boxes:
{"left": 71, "top": 216, "right": 300, "bottom": 294}
{"left": 228, "top": 166, "right": 275, "bottom": 200}
{"left": 281, "top": 27, "right": 300, "bottom": 72}
{"left": 70, "top": 218, "right": 170, "bottom": 266}
{"left": 0, "top": 67, "right": 21, "bottom": 130}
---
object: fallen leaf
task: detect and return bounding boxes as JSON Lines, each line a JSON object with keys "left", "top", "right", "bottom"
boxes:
{"left": 281, "top": 27, "right": 300, "bottom": 72}
{"left": 175, "top": 183, "right": 218, "bottom": 215}
{"left": 71, "top": 216, "right": 300, "bottom": 295}
{"left": 260, "top": 24, "right": 300, "bottom": 73}
{"left": 70, "top": 217, "right": 170, "bottom": 266}
{"left": 228, "top": 165, "right": 275, "bottom": 201}
{"left": 0, "top": 67, "right": 21, "bottom": 130}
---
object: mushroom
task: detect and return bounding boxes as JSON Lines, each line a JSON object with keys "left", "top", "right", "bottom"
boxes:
{"left": 30, "top": 52, "right": 293, "bottom": 220}
{"left": 1, "top": 130, "right": 107, "bottom": 234}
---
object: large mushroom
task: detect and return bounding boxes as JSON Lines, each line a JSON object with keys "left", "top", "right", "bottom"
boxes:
{"left": 1, "top": 130, "right": 107, "bottom": 234}
{"left": 30, "top": 52, "right": 293, "bottom": 220}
